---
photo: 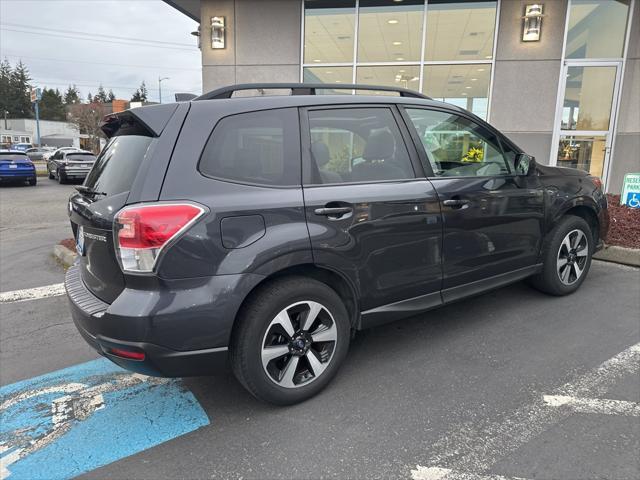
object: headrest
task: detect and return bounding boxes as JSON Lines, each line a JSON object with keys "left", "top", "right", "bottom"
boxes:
{"left": 363, "top": 129, "right": 395, "bottom": 160}
{"left": 311, "top": 141, "right": 331, "bottom": 167}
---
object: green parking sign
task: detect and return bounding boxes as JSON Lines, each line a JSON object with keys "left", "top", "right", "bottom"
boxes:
{"left": 621, "top": 173, "right": 640, "bottom": 208}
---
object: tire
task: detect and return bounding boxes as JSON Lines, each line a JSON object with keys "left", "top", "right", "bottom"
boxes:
{"left": 57, "top": 169, "right": 66, "bottom": 184}
{"left": 230, "top": 276, "right": 350, "bottom": 405}
{"left": 529, "top": 215, "right": 593, "bottom": 296}
{"left": 28, "top": 177, "right": 36, "bottom": 186}
{"left": 48, "top": 169, "right": 54, "bottom": 179}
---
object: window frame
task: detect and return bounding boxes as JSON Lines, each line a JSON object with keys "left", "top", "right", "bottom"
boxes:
{"left": 300, "top": 103, "right": 426, "bottom": 186}
{"left": 197, "top": 107, "right": 302, "bottom": 189}
{"left": 398, "top": 104, "right": 523, "bottom": 179}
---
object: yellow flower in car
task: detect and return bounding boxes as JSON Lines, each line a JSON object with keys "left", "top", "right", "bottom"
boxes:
{"left": 462, "top": 146, "right": 484, "bottom": 163}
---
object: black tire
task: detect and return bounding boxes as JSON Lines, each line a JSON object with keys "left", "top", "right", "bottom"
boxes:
{"left": 230, "top": 276, "right": 350, "bottom": 405}
{"left": 57, "top": 169, "right": 66, "bottom": 184}
{"left": 28, "top": 177, "right": 36, "bottom": 186}
{"left": 529, "top": 215, "right": 593, "bottom": 296}
{"left": 48, "top": 169, "right": 54, "bottom": 179}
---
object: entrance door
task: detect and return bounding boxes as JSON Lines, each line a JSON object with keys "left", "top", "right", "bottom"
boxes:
{"left": 552, "top": 61, "right": 623, "bottom": 185}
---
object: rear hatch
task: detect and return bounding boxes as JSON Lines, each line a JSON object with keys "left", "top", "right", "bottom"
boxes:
{"left": 68, "top": 107, "right": 174, "bottom": 303}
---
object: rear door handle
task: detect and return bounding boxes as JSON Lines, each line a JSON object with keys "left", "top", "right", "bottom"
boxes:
{"left": 443, "top": 199, "right": 470, "bottom": 208}
{"left": 314, "top": 207, "right": 353, "bottom": 218}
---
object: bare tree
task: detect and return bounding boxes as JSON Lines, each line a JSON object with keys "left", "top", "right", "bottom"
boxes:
{"left": 68, "top": 102, "right": 108, "bottom": 153}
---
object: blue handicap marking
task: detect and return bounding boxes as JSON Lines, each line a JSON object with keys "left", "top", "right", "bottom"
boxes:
{"left": 626, "top": 192, "right": 640, "bottom": 208}
{"left": 0, "top": 358, "right": 209, "bottom": 480}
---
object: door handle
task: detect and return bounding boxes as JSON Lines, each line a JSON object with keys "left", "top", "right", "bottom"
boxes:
{"left": 443, "top": 199, "right": 470, "bottom": 208}
{"left": 314, "top": 206, "right": 353, "bottom": 217}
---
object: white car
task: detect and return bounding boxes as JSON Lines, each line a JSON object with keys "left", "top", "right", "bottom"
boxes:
{"left": 43, "top": 147, "right": 79, "bottom": 161}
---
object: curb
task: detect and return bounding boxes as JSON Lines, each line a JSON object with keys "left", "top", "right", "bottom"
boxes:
{"left": 594, "top": 244, "right": 640, "bottom": 267}
{"left": 53, "top": 244, "right": 77, "bottom": 268}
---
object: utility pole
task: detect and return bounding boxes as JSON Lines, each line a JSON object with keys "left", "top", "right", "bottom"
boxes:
{"left": 158, "top": 76, "right": 170, "bottom": 104}
{"left": 3, "top": 110, "right": 8, "bottom": 130}
{"left": 30, "top": 88, "right": 42, "bottom": 146}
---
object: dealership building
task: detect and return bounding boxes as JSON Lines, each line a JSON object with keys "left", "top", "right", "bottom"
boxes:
{"left": 165, "top": 0, "right": 638, "bottom": 193}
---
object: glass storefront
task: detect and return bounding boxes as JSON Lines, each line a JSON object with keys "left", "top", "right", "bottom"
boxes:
{"left": 302, "top": 0, "right": 497, "bottom": 119}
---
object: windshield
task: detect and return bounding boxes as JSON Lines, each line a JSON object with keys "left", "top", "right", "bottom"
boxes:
{"left": 84, "top": 135, "right": 153, "bottom": 196}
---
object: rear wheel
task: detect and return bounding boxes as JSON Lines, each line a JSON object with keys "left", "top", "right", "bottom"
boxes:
{"left": 57, "top": 169, "right": 66, "bottom": 184}
{"left": 231, "top": 276, "right": 350, "bottom": 405}
{"left": 28, "top": 177, "right": 36, "bottom": 186}
{"left": 529, "top": 215, "right": 593, "bottom": 296}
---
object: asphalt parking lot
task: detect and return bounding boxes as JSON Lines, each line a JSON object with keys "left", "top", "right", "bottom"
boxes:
{"left": 1, "top": 180, "right": 639, "bottom": 480}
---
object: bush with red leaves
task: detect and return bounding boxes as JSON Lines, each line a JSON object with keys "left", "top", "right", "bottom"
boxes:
{"left": 606, "top": 194, "right": 640, "bottom": 249}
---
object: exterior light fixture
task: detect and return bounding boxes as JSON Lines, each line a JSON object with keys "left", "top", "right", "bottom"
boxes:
{"left": 191, "top": 26, "right": 201, "bottom": 49}
{"left": 211, "top": 16, "right": 226, "bottom": 49}
{"left": 522, "top": 4, "right": 544, "bottom": 42}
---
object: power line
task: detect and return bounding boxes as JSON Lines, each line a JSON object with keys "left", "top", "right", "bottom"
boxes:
{"left": 2, "top": 52, "right": 201, "bottom": 72}
{"left": 0, "top": 22, "right": 195, "bottom": 47}
{"left": 0, "top": 28, "right": 198, "bottom": 51}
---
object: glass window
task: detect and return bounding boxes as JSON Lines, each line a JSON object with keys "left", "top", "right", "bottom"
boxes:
{"left": 561, "top": 66, "right": 617, "bottom": 131}
{"left": 357, "top": 0, "right": 424, "bottom": 63}
{"left": 557, "top": 135, "right": 606, "bottom": 177}
{"left": 424, "top": 1, "right": 497, "bottom": 61}
{"left": 200, "top": 109, "right": 301, "bottom": 186}
{"left": 405, "top": 108, "right": 511, "bottom": 177}
{"left": 304, "top": 0, "right": 356, "bottom": 64}
{"left": 303, "top": 66, "right": 354, "bottom": 90}
{"left": 422, "top": 64, "right": 491, "bottom": 119}
{"left": 566, "top": 0, "right": 630, "bottom": 59}
{"left": 307, "top": 108, "right": 415, "bottom": 184}
{"left": 356, "top": 65, "right": 421, "bottom": 93}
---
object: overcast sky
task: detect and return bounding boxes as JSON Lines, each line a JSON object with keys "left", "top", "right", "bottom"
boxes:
{"left": 0, "top": 0, "right": 201, "bottom": 103}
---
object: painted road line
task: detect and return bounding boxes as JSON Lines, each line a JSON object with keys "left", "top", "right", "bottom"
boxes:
{"left": 0, "top": 283, "right": 65, "bottom": 304}
{"left": 411, "top": 466, "right": 530, "bottom": 480}
{"left": 0, "top": 358, "right": 209, "bottom": 480}
{"left": 543, "top": 395, "right": 640, "bottom": 416}
{"left": 410, "top": 342, "right": 640, "bottom": 477}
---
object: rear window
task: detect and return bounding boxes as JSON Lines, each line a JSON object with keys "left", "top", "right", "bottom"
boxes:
{"left": 84, "top": 135, "right": 153, "bottom": 196}
{"left": 0, "top": 153, "right": 29, "bottom": 161}
{"left": 199, "top": 108, "right": 301, "bottom": 187}
{"left": 66, "top": 154, "right": 96, "bottom": 161}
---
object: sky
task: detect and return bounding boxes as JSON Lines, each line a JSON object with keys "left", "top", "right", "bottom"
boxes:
{"left": 0, "top": 0, "right": 202, "bottom": 103}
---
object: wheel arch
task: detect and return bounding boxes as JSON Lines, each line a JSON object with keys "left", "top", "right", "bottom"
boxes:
{"left": 558, "top": 199, "right": 600, "bottom": 246}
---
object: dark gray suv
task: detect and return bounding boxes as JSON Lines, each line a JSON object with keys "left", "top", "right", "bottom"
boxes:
{"left": 66, "top": 83, "right": 609, "bottom": 405}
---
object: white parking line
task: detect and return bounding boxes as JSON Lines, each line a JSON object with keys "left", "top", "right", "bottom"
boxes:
{"left": 411, "top": 342, "right": 640, "bottom": 478}
{"left": 0, "top": 283, "right": 65, "bottom": 304}
{"left": 411, "top": 466, "right": 529, "bottom": 480}
{"left": 543, "top": 395, "right": 640, "bottom": 416}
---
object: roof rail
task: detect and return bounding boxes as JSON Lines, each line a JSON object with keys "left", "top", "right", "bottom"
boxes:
{"left": 194, "top": 83, "right": 431, "bottom": 101}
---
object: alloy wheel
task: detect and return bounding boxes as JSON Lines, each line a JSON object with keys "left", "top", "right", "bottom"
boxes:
{"left": 261, "top": 301, "right": 338, "bottom": 389}
{"left": 557, "top": 229, "right": 589, "bottom": 285}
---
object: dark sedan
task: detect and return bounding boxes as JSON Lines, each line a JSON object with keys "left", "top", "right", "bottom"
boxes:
{"left": 47, "top": 150, "right": 97, "bottom": 184}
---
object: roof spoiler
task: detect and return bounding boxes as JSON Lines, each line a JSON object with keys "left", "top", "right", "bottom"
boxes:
{"left": 100, "top": 103, "right": 179, "bottom": 138}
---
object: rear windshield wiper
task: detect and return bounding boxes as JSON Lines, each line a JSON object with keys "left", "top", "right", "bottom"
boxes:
{"left": 75, "top": 185, "right": 107, "bottom": 197}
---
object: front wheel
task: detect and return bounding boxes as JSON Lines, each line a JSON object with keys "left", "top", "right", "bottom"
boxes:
{"left": 529, "top": 215, "right": 593, "bottom": 296}
{"left": 230, "top": 277, "right": 350, "bottom": 405}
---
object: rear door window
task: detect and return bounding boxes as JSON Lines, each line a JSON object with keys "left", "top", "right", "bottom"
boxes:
{"left": 199, "top": 108, "right": 301, "bottom": 187}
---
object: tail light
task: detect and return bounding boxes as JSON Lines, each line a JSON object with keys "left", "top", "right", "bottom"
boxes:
{"left": 114, "top": 203, "right": 206, "bottom": 273}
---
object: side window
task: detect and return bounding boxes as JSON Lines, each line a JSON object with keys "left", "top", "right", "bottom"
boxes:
{"left": 199, "top": 108, "right": 300, "bottom": 186}
{"left": 307, "top": 107, "right": 415, "bottom": 184}
{"left": 405, "top": 108, "right": 512, "bottom": 177}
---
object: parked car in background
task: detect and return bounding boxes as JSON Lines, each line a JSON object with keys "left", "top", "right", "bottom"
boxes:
{"left": 26, "top": 146, "right": 54, "bottom": 161}
{"left": 43, "top": 146, "right": 78, "bottom": 161}
{"left": 10, "top": 143, "right": 34, "bottom": 152}
{"left": 48, "top": 150, "right": 97, "bottom": 183}
{"left": 0, "top": 150, "right": 37, "bottom": 186}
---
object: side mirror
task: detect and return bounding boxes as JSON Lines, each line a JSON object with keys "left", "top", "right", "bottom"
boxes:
{"left": 515, "top": 153, "right": 536, "bottom": 176}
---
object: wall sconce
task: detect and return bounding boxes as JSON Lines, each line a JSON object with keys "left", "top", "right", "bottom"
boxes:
{"left": 211, "top": 16, "right": 226, "bottom": 49}
{"left": 191, "top": 26, "right": 201, "bottom": 49}
{"left": 522, "top": 4, "right": 544, "bottom": 42}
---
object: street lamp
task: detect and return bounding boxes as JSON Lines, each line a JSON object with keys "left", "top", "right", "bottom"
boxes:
{"left": 158, "top": 76, "right": 170, "bottom": 104}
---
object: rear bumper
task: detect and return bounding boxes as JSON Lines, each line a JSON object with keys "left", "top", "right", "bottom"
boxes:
{"left": 0, "top": 170, "right": 36, "bottom": 180}
{"left": 65, "top": 264, "right": 262, "bottom": 377}
{"left": 60, "top": 166, "right": 91, "bottom": 178}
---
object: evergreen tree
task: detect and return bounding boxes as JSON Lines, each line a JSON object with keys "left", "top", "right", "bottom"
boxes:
{"left": 8, "top": 61, "right": 33, "bottom": 118}
{"left": 131, "top": 81, "right": 148, "bottom": 102}
{"left": 95, "top": 84, "right": 108, "bottom": 103}
{"left": 87, "top": 92, "right": 94, "bottom": 103}
{"left": 64, "top": 84, "right": 81, "bottom": 105}
{"left": 0, "top": 59, "right": 12, "bottom": 117}
{"left": 39, "top": 88, "right": 66, "bottom": 121}
{"left": 107, "top": 89, "right": 116, "bottom": 103}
